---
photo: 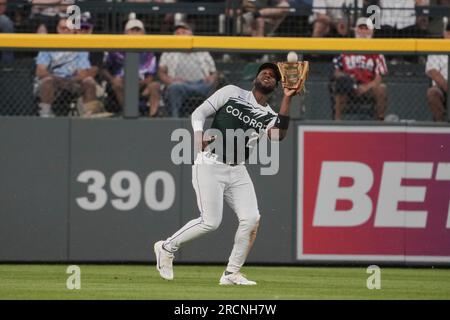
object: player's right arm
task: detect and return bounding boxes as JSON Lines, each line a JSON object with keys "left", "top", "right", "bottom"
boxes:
{"left": 191, "top": 85, "right": 238, "bottom": 154}
{"left": 267, "top": 87, "right": 297, "bottom": 141}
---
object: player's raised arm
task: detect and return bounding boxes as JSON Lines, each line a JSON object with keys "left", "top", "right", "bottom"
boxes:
{"left": 268, "top": 87, "right": 298, "bottom": 141}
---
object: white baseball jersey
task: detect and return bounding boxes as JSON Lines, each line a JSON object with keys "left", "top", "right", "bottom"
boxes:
{"left": 163, "top": 85, "right": 279, "bottom": 274}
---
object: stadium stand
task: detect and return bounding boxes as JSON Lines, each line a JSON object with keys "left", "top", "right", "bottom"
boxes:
{"left": 0, "top": 0, "right": 449, "bottom": 121}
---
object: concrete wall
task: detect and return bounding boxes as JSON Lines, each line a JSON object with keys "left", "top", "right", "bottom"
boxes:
{"left": 0, "top": 118, "right": 449, "bottom": 265}
{"left": 0, "top": 118, "right": 295, "bottom": 264}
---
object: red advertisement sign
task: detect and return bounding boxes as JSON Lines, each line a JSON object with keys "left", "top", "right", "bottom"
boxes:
{"left": 297, "top": 126, "right": 450, "bottom": 263}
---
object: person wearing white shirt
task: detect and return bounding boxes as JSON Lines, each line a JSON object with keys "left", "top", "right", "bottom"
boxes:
{"left": 158, "top": 22, "right": 218, "bottom": 117}
{"left": 377, "top": 0, "right": 429, "bottom": 38}
{"left": 312, "top": 0, "right": 363, "bottom": 37}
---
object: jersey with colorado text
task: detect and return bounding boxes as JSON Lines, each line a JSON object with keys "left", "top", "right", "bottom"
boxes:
{"left": 204, "top": 85, "right": 278, "bottom": 164}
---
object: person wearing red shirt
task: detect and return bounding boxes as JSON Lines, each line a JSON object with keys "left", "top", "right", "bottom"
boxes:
{"left": 331, "top": 17, "right": 388, "bottom": 121}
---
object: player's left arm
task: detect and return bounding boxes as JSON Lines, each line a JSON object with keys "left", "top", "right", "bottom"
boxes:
{"left": 267, "top": 87, "right": 297, "bottom": 141}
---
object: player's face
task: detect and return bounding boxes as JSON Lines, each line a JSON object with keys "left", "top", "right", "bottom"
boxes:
{"left": 254, "top": 68, "right": 277, "bottom": 94}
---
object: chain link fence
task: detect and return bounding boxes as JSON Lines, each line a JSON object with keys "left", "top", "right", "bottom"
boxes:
{"left": 1, "top": 1, "right": 450, "bottom": 121}
{"left": 0, "top": 49, "right": 440, "bottom": 122}
{"left": 2, "top": 1, "right": 450, "bottom": 37}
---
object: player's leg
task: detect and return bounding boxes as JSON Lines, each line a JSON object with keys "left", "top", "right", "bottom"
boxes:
{"left": 220, "top": 165, "right": 260, "bottom": 285}
{"left": 154, "top": 164, "right": 226, "bottom": 280}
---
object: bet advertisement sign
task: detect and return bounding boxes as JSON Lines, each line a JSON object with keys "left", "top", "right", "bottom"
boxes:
{"left": 297, "top": 126, "right": 450, "bottom": 263}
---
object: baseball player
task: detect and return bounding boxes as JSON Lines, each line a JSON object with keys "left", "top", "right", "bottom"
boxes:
{"left": 154, "top": 62, "right": 298, "bottom": 285}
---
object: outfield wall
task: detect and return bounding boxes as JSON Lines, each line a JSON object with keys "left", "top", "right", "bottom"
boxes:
{"left": 0, "top": 118, "right": 449, "bottom": 266}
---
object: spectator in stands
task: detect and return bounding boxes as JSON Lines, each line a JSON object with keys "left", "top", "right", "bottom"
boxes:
{"left": 34, "top": 17, "right": 102, "bottom": 117}
{"left": 241, "top": 0, "right": 291, "bottom": 37}
{"left": 427, "top": 1, "right": 450, "bottom": 35}
{"left": 103, "top": 13, "right": 161, "bottom": 117}
{"left": 0, "top": 0, "right": 14, "bottom": 64}
{"left": 425, "top": 21, "right": 450, "bottom": 122}
{"left": 30, "top": 0, "right": 75, "bottom": 33}
{"left": 126, "top": 0, "right": 179, "bottom": 33}
{"left": 376, "top": 0, "right": 429, "bottom": 38}
{"left": 75, "top": 12, "right": 104, "bottom": 81}
{"left": 331, "top": 17, "right": 388, "bottom": 120}
{"left": 312, "top": 0, "right": 363, "bottom": 37}
{"left": 158, "top": 22, "right": 217, "bottom": 117}
{"left": 74, "top": 12, "right": 113, "bottom": 118}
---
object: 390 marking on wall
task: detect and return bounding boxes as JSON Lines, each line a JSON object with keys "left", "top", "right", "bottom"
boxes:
{"left": 76, "top": 170, "right": 175, "bottom": 211}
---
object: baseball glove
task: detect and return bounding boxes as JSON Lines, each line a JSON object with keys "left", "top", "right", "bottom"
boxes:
{"left": 277, "top": 61, "right": 309, "bottom": 94}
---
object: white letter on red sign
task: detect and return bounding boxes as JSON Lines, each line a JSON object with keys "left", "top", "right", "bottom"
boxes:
{"left": 375, "top": 162, "right": 433, "bottom": 228}
{"left": 313, "top": 162, "right": 373, "bottom": 227}
{"left": 436, "top": 163, "right": 450, "bottom": 229}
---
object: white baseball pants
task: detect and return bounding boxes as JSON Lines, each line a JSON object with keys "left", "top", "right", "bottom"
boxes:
{"left": 163, "top": 161, "right": 260, "bottom": 273}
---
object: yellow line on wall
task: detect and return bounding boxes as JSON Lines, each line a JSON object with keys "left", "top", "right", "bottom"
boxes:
{"left": 0, "top": 34, "right": 450, "bottom": 53}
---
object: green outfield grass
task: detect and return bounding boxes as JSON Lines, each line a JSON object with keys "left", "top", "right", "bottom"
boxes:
{"left": 0, "top": 264, "right": 449, "bottom": 300}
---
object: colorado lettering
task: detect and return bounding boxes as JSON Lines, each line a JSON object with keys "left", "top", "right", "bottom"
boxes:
{"left": 225, "top": 105, "right": 265, "bottom": 130}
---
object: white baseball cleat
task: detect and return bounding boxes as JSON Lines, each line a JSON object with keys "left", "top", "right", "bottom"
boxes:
{"left": 154, "top": 241, "right": 174, "bottom": 280}
{"left": 219, "top": 271, "right": 257, "bottom": 286}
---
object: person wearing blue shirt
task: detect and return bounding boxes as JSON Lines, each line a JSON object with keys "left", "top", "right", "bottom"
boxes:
{"left": 34, "top": 17, "right": 99, "bottom": 117}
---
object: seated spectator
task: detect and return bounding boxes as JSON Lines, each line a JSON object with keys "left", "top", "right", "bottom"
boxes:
{"left": 75, "top": 12, "right": 104, "bottom": 81}
{"left": 427, "top": 1, "right": 450, "bottom": 35}
{"left": 330, "top": 17, "right": 388, "bottom": 120}
{"left": 376, "top": 0, "right": 429, "bottom": 38}
{"left": 34, "top": 17, "right": 103, "bottom": 117}
{"left": 103, "top": 13, "right": 161, "bottom": 117}
{"left": 158, "top": 22, "right": 217, "bottom": 117}
{"left": 30, "top": 0, "right": 74, "bottom": 33}
{"left": 241, "top": 0, "right": 291, "bottom": 37}
{"left": 126, "top": 0, "right": 179, "bottom": 33}
{"left": 74, "top": 12, "right": 113, "bottom": 118}
{"left": 0, "top": 0, "right": 14, "bottom": 64}
{"left": 425, "top": 21, "right": 450, "bottom": 122}
{"left": 312, "top": 0, "right": 362, "bottom": 37}
{"left": 3, "top": 0, "right": 30, "bottom": 33}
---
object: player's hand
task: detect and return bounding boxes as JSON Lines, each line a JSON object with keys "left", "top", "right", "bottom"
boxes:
{"left": 283, "top": 88, "right": 297, "bottom": 97}
{"left": 202, "top": 135, "right": 216, "bottom": 151}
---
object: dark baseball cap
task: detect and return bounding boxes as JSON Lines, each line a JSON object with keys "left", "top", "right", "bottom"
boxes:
{"left": 257, "top": 62, "right": 281, "bottom": 82}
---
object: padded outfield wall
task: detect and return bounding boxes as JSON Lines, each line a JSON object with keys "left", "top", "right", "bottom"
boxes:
{"left": 0, "top": 118, "right": 449, "bottom": 265}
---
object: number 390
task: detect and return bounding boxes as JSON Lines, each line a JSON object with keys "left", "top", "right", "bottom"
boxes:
{"left": 76, "top": 170, "right": 175, "bottom": 211}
